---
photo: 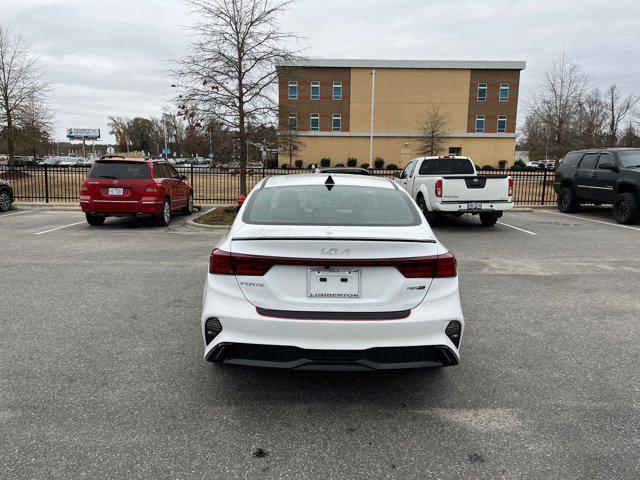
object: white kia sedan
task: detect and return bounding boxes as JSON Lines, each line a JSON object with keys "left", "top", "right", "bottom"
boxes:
{"left": 201, "top": 174, "right": 464, "bottom": 370}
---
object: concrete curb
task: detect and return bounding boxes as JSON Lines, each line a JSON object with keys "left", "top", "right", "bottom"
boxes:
{"left": 186, "top": 207, "right": 233, "bottom": 232}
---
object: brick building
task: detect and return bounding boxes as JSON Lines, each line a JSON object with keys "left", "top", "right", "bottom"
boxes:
{"left": 278, "top": 59, "right": 526, "bottom": 167}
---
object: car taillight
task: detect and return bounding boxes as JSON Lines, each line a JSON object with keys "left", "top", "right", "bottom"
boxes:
{"left": 209, "top": 249, "right": 457, "bottom": 278}
{"left": 81, "top": 185, "right": 88, "bottom": 193}
{"left": 435, "top": 179, "right": 443, "bottom": 198}
{"left": 508, "top": 176, "right": 513, "bottom": 196}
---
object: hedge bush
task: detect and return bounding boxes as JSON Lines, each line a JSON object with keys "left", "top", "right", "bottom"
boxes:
{"left": 360, "top": 163, "right": 370, "bottom": 169}
{"left": 294, "top": 160, "right": 303, "bottom": 168}
{"left": 320, "top": 158, "right": 331, "bottom": 168}
{"left": 374, "top": 157, "right": 385, "bottom": 169}
{"left": 481, "top": 165, "right": 494, "bottom": 170}
{"left": 347, "top": 158, "right": 357, "bottom": 167}
{"left": 335, "top": 163, "right": 345, "bottom": 167}
{"left": 387, "top": 164, "right": 399, "bottom": 170}
{"left": 498, "top": 160, "right": 508, "bottom": 169}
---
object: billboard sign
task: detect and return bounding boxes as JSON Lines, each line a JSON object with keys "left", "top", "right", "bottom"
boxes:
{"left": 67, "top": 128, "right": 100, "bottom": 140}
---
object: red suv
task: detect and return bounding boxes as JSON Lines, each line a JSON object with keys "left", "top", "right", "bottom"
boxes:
{"left": 80, "top": 156, "right": 194, "bottom": 226}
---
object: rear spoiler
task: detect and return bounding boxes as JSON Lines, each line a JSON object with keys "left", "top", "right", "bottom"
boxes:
{"left": 232, "top": 237, "right": 436, "bottom": 243}
{"left": 441, "top": 175, "right": 510, "bottom": 179}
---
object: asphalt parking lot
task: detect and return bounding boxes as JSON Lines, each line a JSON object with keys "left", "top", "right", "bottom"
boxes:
{"left": 1, "top": 207, "right": 639, "bottom": 479}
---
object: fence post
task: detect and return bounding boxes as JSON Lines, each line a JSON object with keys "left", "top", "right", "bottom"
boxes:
{"left": 44, "top": 164, "right": 50, "bottom": 204}
{"left": 190, "top": 163, "right": 194, "bottom": 186}
{"left": 541, "top": 169, "right": 548, "bottom": 205}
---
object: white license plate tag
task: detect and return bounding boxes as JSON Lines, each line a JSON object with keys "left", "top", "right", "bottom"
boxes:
{"left": 307, "top": 269, "right": 361, "bottom": 299}
{"left": 108, "top": 188, "right": 124, "bottom": 196}
{"left": 467, "top": 202, "right": 482, "bottom": 210}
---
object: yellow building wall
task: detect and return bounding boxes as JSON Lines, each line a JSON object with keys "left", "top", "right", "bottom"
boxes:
{"left": 296, "top": 136, "right": 516, "bottom": 168}
{"left": 349, "top": 68, "right": 471, "bottom": 133}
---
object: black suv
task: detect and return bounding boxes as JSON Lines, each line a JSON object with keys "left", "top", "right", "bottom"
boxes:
{"left": 0, "top": 179, "right": 14, "bottom": 212}
{"left": 554, "top": 148, "right": 640, "bottom": 224}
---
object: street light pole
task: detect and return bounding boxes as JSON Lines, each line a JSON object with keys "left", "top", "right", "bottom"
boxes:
{"left": 163, "top": 118, "right": 168, "bottom": 160}
{"left": 369, "top": 69, "right": 376, "bottom": 167}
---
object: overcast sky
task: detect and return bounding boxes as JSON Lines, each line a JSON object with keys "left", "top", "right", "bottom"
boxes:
{"left": 3, "top": 0, "right": 639, "bottom": 143}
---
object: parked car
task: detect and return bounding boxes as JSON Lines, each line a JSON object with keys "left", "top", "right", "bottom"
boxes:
{"left": 12, "top": 156, "right": 38, "bottom": 166}
{"left": 42, "top": 157, "right": 62, "bottom": 166}
{"left": 80, "top": 156, "right": 194, "bottom": 226}
{"left": 58, "top": 157, "right": 84, "bottom": 167}
{"left": 319, "top": 167, "right": 370, "bottom": 175}
{"left": 0, "top": 179, "right": 14, "bottom": 212}
{"left": 201, "top": 173, "right": 463, "bottom": 370}
{"left": 554, "top": 148, "right": 640, "bottom": 224}
{"left": 394, "top": 156, "right": 514, "bottom": 226}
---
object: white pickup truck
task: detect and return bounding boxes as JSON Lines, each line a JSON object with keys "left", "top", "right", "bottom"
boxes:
{"left": 393, "top": 156, "right": 514, "bottom": 226}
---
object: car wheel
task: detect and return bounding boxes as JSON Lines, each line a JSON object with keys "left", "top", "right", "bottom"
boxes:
{"left": 479, "top": 212, "right": 499, "bottom": 226}
{"left": 0, "top": 191, "right": 12, "bottom": 212}
{"left": 157, "top": 198, "right": 171, "bottom": 226}
{"left": 181, "top": 192, "right": 194, "bottom": 215}
{"left": 613, "top": 193, "right": 640, "bottom": 224}
{"left": 85, "top": 214, "right": 105, "bottom": 226}
{"left": 417, "top": 196, "right": 438, "bottom": 224}
{"left": 557, "top": 187, "right": 580, "bottom": 213}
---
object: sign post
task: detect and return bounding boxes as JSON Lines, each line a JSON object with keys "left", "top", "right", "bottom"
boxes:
{"left": 66, "top": 129, "right": 101, "bottom": 158}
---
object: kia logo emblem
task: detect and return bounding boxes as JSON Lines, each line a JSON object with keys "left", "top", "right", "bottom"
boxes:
{"left": 113, "top": 180, "right": 118, "bottom": 184}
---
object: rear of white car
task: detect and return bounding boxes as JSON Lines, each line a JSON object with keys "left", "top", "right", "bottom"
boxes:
{"left": 201, "top": 174, "right": 464, "bottom": 370}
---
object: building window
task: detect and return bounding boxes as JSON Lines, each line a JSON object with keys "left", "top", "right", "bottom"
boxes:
{"left": 475, "top": 115, "right": 485, "bottom": 133}
{"left": 288, "top": 113, "right": 298, "bottom": 131}
{"left": 497, "top": 115, "right": 507, "bottom": 133}
{"left": 499, "top": 83, "right": 509, "bottom": 102}
{"left": 333, "top": 81, "right": 343, "bottom": 100}
{"left": 310, "top": 113, "right": 319, "bottom": 132}
{"left": 310, "top": 81, "right": 320, "bottom": 100}
{"left": 288, "top": 81, "right": 298, "bottom": 100}
{"left": 332, "top": 113, "right": 342, "bottom": 132}
{"left": 477, "top": 83, "right": 487, "bottom": 102}
{"left": 449, "top": 147, "right": 462, "bottom": 156}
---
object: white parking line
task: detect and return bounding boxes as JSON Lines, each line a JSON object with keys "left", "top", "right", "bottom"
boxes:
{"left": 498, "top": 222, "right": 537, "bottom": 235}
{"left": 0, "top": 210, "right": 35, "bottom": 218}
{"left": 35, "top": 221, "right": 86, "bottom": 235}
{"left": 543, "top": 211, "right": 640, "bottom": 232}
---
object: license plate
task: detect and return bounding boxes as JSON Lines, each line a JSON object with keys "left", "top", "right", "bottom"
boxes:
{"left": 307, "top": 269, "right": 361, "bottom": 299}
{"left": 108, "top": 188, "right": 124, "bottom": 196}
{"left": 467, "top": 202, "right": 482, "bottom": 210}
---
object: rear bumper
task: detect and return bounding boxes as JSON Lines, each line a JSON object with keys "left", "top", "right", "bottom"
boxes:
{"left": 80, "top": 197, "right": 163, "bottom": 215}
{"left": 201, "top": 275, "right": 464, "bottom": 370}
{"left": 435, "top": 201, "right": 514, "bottom": 213}
{"left": 208, "top": 343, "right": 458, "bottom": 370}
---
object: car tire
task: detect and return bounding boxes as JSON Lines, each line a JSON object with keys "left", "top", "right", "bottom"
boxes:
{"left": 557, "top": 187, "right": 580, "bottom": 213}
{"left": 157, "top": 198, "right": 171, "bottom": 226}
{"left": 181, "top": 192, "right": 194, "bottom": 215}
{"left": 613, "top": 192, "right": 640, "bottom": 224}
{"left": 417, "top": 196, "right": 438, "bottom": 225}
{"left": 0, "top": 190, "right": 12, "bottom": 212}
{"left": 479, "top": 212, "right": 499, "bottom": 226}
{"left": 86, "top": 214, "right": 105, "bottom": 226}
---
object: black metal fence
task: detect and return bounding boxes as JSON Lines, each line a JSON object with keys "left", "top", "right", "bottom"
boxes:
{"left": 1, "top": 165, "right": 556, "bottom": 206}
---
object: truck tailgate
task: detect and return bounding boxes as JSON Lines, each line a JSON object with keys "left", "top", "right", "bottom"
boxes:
{"left": 441, "top": 175, "right": 511, "bottom": 202}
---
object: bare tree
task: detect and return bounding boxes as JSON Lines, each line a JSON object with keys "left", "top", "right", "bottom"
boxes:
{"left": 527, "top": 52, "right": 589, "bottom": 158}
{"left": 416, "top": 105, "right": 448, "bottom": 156}
{"left": 173, "top": 0, "right": 301, "bottom": 194}
{"left": 604, "top": 85, "right": 639, "bottom": 144}
{"left": 0, "top": 25, "right": 51, "bottom": 165}
{"left": 15, "top": 94, "right": 54, "bottom": 158}
{"left": 277, "top": 110, "right": 304, "bottom": 166}
{"left": 107, "top": 116, "right": 130, "bottom": 151}
{"left": 575, "top": 88, "right": 607, "bottom": 147}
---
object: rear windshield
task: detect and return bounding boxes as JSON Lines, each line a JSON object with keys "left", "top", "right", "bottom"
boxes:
{"left": 243, "top": 185, "right": 421, "bottom": 226}
{"left": 618, "top": 151, "right": 640, "bottom": 168}
{"left": 418, "top": 158, "right": 475, "bottom": 175}
{"left": 88, "top": 162, "right": 150, "bottom": 179}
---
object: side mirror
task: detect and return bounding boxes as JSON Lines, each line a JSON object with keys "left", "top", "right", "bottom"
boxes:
{"left": 598, "top": 162, "right": 618, "bottom": 172}
{"left": 393, "top": 172, "right": 401, "bottom": 179}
